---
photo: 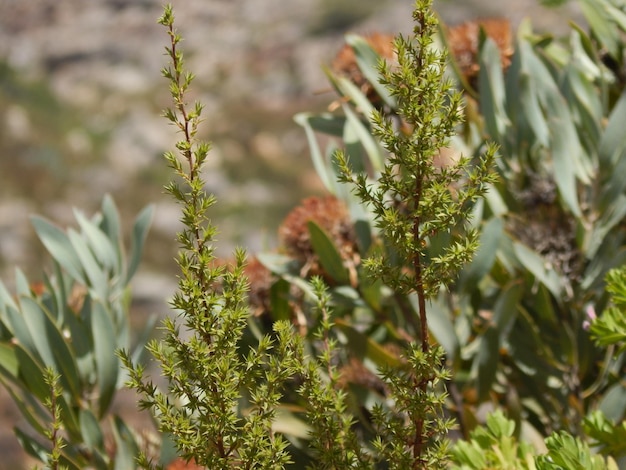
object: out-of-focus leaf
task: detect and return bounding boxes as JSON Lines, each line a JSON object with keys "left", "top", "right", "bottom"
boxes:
{"left": 332, "top": 74, "right": 376, "bottom": 119}
{"left": 130, "top": 313, "right": 158, "bottom": 367}
{"left": 80, "top": 408, "right": 104, "bottom": 449}
{"left": 273, "top": 407, "right": 312, "bottom": 439}
{"left": 269, "top": 279, "right": 291, "bottom": 322}
{"left": 31, "top": 216, "right": 84, "bottom": 284}
{"left": 345, "top": 33, "right": 397, "bottom": 108}
{"left": 4, "top": 384, "right": 48, "bottom": 435}
{"left": 427, "top": 296, "right": 459, "bottom": 359}
{"left": 14, "top": 427, "right": 54, "bottom": 465}
{"left": 92, "top": 302, "right": 119, "bottom": 418}
{"left": 342, "top": 110, "right": 366, "bottom": 174}
{"left": 512, "top": 242, "right": 562, "bottom": 300}
{"left": 342, "top": 102, "right": 385, "bottom": 173}
{"left": 125, "top": 204, "right": 154, "bottom": 284}
{"left": 14, "top": 268, "right": 31, "bottom": 300}
{"left": 479, "top": 37, "right": 510, "bottom": 140}
{"left": 64, "top": 298, "right": 95, "bottom": 385}
{"left": 492, "top": 281, "right": 524, "bottom": 340}
{"left": 75, "top": 210, "right": 118, "bottom": 273}
{"left": 294, "top": 113, "right": 335, "bottom": 192}
{"left": 14, "top": 345, "right": 48, "bottom": 402}
{"left": 112, "top": 415, "right": 140, "bottom": 470}
{"left": 0, "top": 281, "right": 18, "bottom": 313}
{"left": 476, "top": 326, "right": 499, "bottom": 402}
{"left": 68, "top": 229, "right": 107, "bottom": 300}
{"left": 599, "top": 89, "right": 626, "bottom": 166}
{"left": 460, "top": 217, "right": 504, "bottom": 292}
{"left": 586, "top": 194, "right": 626, "bottom": 258}
{"left": 20, "top": 297, "right": 57, "bottom": 367}
{"left": 335, "top": 318, "right": 402, "bottom": 368}
{"left": 296, "top": 112, "right": 346, "bottom": 137}
{"left": 6, "top": 305, "right": 37, "bottom": 359}
{"left": 20, "top": 297, "right": 80, "bottom": 398}
{"left": 599, "top": 383, "right": 626, "bottom": 422}
{"left": 579, "top": 0, "right": 620, "bottom": 58}
{"left": 101, "top": 194, "right": 121, "bottom": 247}
{"left": 0, "top": 343, "right": 18, "bottom": 379}
{"left": 307, "top": 221, "right": 350, "bottom": 285}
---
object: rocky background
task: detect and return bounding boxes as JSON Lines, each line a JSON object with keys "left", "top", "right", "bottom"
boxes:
{"left": 0, "top": 0, "right": 582, "bottom": 467}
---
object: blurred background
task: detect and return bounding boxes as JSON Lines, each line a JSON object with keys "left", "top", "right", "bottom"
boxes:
{"left": 0, "top": 0, "right": 583, "bottom": 466}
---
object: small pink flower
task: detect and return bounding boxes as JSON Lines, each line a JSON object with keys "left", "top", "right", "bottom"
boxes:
{"left": 582, "top": 305, "right": 597, "bottom": 331}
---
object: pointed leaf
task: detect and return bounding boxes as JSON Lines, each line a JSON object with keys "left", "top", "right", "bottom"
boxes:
{"left": 68, "top": 229, "right": 107, "bottom": 300}
{"left": 476, "top": 326, "right": 499, "bottom": 402}
{"left": 31, "top": 216, "right": 84, "bottom": 283}
{"left": 80, "top": 408, "right": 104, "bottom": 449}
{"left": 92, "top": 302, "right": 119, "bottom": 417}
{"left": 75, "top": 209, "right": 119, "bottom": 273}
{"left": 112, "top": 415, "right": 140, "bottom": 470}
{"left": 307, "top": 221, "right": 350, "bottom": 285}
{"left": 125, "top": 204, "right": 154, "bottom": 284}
{"left": 345, "top": 33, "right": 397, "bottom": 108}
{"left": 335, "top": 318, "right": 402, "bottom": 368}
{"left": 294, "top": 112, "right": 335, "bottom": 192}
{"left": 101, "top": 194, "right": 121, "bottom": 246}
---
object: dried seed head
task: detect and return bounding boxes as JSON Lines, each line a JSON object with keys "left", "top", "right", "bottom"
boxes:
{"left": 446, "top": 18, "right": 513, "bottom": 84}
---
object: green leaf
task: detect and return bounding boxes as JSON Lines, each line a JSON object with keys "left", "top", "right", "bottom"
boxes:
{"left": 460, "top": 217, "right": 504, "bottom": 292}
{"left": 479, "top": 37, "right": 510, "bottom": 140}
{"left": 68, "top": 229, "right": 107, "bottom": 300}
{"left": 79, "top": 408, "right": 104, "bottom": 449}
{"left": 3, "top": 383, "right": 49, "bottom": 435}
{"left": 342, "top": 102, "right": 385, "bottom": 173}
{"left": 5, "top": 305, "right": 37, "bottom": 359}
{"left": 14, "top": 267, "right": 31, "bottom": 300}
{"left": 14, "top": 345, "right": 48, "bottom": 402}
{"left": 112, "top": 415, "right": 140, "bottom": 470}
{"left": 345, "top": 33, "right": 397, "bottom": 108}
{"left": 101, "top": 194, "right": 121, "bottom": 246}
{"left": 0, "top": 343, "right": 19, "bottom": 379}
{"left": 92, "top": 302, "right": 119, "bottom": 418}
{"left": 492, "top": 281, "right": 524, "bottom": 340}
{"left": 298, "top": 112, "right": 346, "bottom": 137}
{"left": 599, "top": 383, "right": 626, "bottom": 422}
{"left": 125, "top": 204, "right": 154, "bottom": 284}
{"left": 579, "top": 0, "right": 620, "bottom": 58}
{"left": 599, "top": 89, "right": 626, "bottom": 166}
{"left": 476, "top": 326, "right": 499, "bottom": 402}
{"left": 75, "top": 209, "right": 119, "bottom": 273}
{"left": 14, "top": 427, "right": 52, "bottom": 464}
{"left": 31, "top": 216, "right": 85, "bottom": 284}
{"left": 512, "top": 242, "right": 562, "bottom": 300}
{"left": 335, "top": 318, "right": 402, "bottom": 368}
{"left": 294, "top": 112, "right": 335, "bottom": 192}
{"left": 20, "top": 297, "right": 80, "bottom": 398}
{"left": 307, "top": 220, "right": 350, "bottom": 285}
{"left": 269, "top": 279, "right": 291, "bottom": 322}
{"left": 426, "top": 296, "right": 459, "bottom": 359}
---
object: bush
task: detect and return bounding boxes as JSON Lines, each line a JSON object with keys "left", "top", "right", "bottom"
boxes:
{"left": 1, "top": 0, "right": 625, "bottom": 468}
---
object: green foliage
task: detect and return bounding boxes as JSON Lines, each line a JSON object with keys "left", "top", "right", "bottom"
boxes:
{"left": 591, "top": 267, "right": 626, "bottom": 352}
{"left": 451, "top": 410, "right": 619, "bottom": 470}
{"left": 450, "top": 410, "right": 535, "bottom": 469}
{"left": 122, "top": 5, "right": 296, "bottom": 468}
{"left": 0, "top": 196, "right": 153, "bottom": 468}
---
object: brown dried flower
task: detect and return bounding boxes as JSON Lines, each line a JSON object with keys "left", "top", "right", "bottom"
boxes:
{"left": 446, "top": 18, "right": 513, "bottom": 85}
{"left": 331, "top": 32, "right": 396, "bottom": 108}
{"left": 244, "top": 256, "right": 274, "bottom": 317}
{"left": 278, "top": 196, "right": 359, "bottom": 282}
